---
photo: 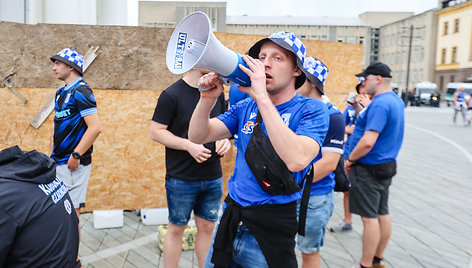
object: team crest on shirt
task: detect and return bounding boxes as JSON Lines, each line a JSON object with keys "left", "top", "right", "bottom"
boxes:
{"left": 64, "top": 199, "right": 72, "bottom": 214}
{"left": 242, "top": 121, "right": 255, "bottom": 134}
{"left": 281, "top": 113, "right": 291, "bottom": 126}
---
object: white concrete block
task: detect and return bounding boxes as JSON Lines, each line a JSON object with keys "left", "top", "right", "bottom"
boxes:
{"left": 93, "top": 209, "right": 124, "bottom": 229}
{"left": 141, "top": 208, "right": 168, "bottom": 225}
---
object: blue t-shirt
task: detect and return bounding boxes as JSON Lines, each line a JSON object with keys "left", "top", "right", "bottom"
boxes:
{"left": 347, "top": 91, "right": 405, "bottom": 165}
{"left": 456, "top": 91, "right": 467, "bottom": 107}
{"left": 52, "top": 77, "right": 97, "bottom": 165}
{"left": 310, "top": 103, "right": 345, "bottom": 196}
{"left": 229, "top": 84, "right": 250, "bottom": 107}
{"left": 217, "top": 93, "right": 329, "bottom": 207}
{"left": 343, "top": 106, "right": 356, "bottom": 158}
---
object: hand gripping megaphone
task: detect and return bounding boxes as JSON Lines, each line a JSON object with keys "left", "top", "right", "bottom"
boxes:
{"left": 166, "top": 11, "right": 251, "bottom": 88}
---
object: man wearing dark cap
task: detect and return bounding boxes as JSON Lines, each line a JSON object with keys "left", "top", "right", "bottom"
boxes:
{"left": 49, "top": 48, "right": 101, "bottom": 267}
{"left": 345, "top": 62, "right": 405, "bottom": 268}
{"left": 189, "top": 32, "right": 329, "bottom": 267}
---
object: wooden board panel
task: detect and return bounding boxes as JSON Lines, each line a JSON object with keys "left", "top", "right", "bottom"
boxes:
{"left": 0, "top": 87, "right": 235, "bottom": 211}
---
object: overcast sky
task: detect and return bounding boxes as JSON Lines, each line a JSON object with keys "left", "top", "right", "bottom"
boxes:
{"left": 226, "top": 0, "right": 439, "bottom": 17}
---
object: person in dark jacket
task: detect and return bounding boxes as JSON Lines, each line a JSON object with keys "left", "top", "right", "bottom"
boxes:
{"left": 0, "top": 145, "right": 79, "bottom": 268}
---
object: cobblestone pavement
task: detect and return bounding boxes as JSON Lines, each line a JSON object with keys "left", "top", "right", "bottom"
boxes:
{"left": 80, "top": 105, "right": 472, "bottom": 268}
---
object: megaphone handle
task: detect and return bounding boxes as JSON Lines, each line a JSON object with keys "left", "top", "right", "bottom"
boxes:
{"left": 198, "top": 77, "right": 234, "bottom": 92}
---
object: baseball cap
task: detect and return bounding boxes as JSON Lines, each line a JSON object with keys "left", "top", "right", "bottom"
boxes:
{"left": 355, "top": 76, "right": 365, "bottom": 94}
{"left": 50, "top": 48, "right": 84, "bottom": 75}
{"left": 248, "top": 31, "right": 307, "bottom": 89}
{"left": 302, "top": 57, "right": 329, "bottom": 94}
{"left": 355, "top": 61, "right": 392, "bottom": 78}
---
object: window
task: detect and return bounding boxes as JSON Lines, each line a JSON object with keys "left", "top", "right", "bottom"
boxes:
{"left": 451, "top": 75, "right": 455, "bottom": 82}
{"left": 347, "top": 36, "right": 355, "bottom": 44}
{"left": 443, "top": 21, "right": 448, "bottom": 35}
{"left": 337, "top": 36, "right": 344, "bottom": 42}
{"left": 454, "top": 18, "right": 460, "bottom": 33}
{"left": 359, "top": 36, "right": 364, "bottom": 44}
{"left": 441, "top": 48, "right": 447, "bottom": 64}
{"left": 452, "top": 47, "right": 457, "bottom": 63}
{"left": 320, "top": 35, "right": 327, "bottom": 41}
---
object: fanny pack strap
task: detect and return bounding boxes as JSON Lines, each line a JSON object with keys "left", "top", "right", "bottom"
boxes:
{"left": 298, "top": 165, "right": 313, "bottom": 236}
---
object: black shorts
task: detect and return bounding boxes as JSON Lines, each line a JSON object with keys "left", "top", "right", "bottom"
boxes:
{"left": 349, "top": 164, "right": 392, "bottom": 218}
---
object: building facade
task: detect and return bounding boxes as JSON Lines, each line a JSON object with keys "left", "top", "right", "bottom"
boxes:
{"left": 434, "top": 0, "right": 472, "bottom": 94}
{"left": 138, "top": 1, "right": 226, "bottom": 32}
{"left": 378, "top": 9, "right": 438, "bottom": 91}
{"left": 0, "top": 0, "right": 137, "bottom": 26}
{"left": 359, "top": 12, "right": 414, "bottom": 63}
{"left": 226, "top": 16, "right": 371, "bottom": 65}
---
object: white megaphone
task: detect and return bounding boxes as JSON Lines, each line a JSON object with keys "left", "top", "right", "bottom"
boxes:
{"left": 166, "top": 11, "right": 251, "bottom": 88}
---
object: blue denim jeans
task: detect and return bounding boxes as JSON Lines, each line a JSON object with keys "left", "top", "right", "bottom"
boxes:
{"left": 165, "top": 177, "right": 223, "bottom": 225}
{"left": 297, "top": 192, "right": 334, "bottom": 253}
{"left": 204, "top": 224, "right": 269, "bottom": 268}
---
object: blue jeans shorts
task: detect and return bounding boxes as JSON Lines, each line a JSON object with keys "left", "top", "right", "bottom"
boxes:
{"left": 297, "top": 192, "right": 334, "bottom": 253}
{"left": 165, "top": 177, "right": 223, "bottom": 225}
{"left": 205, "top": 224, "right": 269, "bottom": 268}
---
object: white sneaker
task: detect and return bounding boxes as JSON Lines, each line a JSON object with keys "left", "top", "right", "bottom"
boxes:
{"left": 329, "top": 220, "right": 352, "bottom": 232}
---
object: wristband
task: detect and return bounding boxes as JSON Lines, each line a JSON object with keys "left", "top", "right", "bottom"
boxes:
{"left": 347, "top": 157, "right": 356, "bottom": 163}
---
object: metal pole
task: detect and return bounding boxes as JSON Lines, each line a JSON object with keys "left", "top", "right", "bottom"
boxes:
{"left": 405, "top": 25, "right": 413, "bottom": 91}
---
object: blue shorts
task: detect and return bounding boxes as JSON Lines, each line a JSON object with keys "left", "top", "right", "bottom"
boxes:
{"left": 205, "top": 224, "right": 269, "bottom": 268}
{"left": 165, "top": 177, "right": 223, "bottom": 225}
{"left": 297, "top": 192, "right": 334, "bottom": 254}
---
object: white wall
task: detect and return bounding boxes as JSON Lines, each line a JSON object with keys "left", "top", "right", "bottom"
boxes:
{"left": 42, "top": 0, "right": 97, "bottom": 25}
{"left": 0, "top": 0, "right": 25, "bottom": 23}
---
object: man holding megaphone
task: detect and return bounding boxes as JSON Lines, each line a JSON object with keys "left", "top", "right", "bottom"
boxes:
{"left": 189, "top": 32, "right": 329, "bottom": 268}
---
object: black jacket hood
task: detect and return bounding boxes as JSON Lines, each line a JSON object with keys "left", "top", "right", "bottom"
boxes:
{"left": 0, "top": 145, "right": 57, "bottom": 184}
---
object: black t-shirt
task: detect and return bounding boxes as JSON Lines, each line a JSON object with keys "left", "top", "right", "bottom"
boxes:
{"left": 152, "top": 79, "right": 227, "bottom": 181}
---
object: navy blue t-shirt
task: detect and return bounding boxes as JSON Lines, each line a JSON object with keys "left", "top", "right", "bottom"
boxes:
{"left": 343, "top": 106, "right": 356, "bottom": 158}
{"left": 310, "top": 102, "right": 345, "bottom": 196}
{"left": 52, "top": 77, "right": 97, "bottom": 165}
{"left": 229, "top": 84, "right": 250, "bottom": 107}
{"left": 348, "top": 91, "right": 405, "bottom": 165}
{"left": 217, "top": 93, "right": 329, "bottom": 207}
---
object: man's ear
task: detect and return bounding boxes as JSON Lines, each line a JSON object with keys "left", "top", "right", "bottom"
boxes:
{"left": 294, "top": 67, "right": 302, "bottom": 77}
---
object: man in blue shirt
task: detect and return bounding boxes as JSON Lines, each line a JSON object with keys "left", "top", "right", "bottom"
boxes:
{"left": 345, "top": 62, "right": 405, "bottom": 268}
{"left": 297, "top": 57, "right": 345, "bottom": 268}
{"left": 49, "top": 48, "right": 101, "bottom": 267}
{"left": 189, "top": 32, "right": 328, "bottom": 267}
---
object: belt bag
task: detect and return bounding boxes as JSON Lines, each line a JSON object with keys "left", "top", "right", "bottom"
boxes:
{"left": 244, "top": 112, "right": 301, "bottom": 195}
{"left": 371, "top": 161, "right": 397, "bottom": 180}
{"left": 333, "top": 155, "right": 351, "bottom": 192}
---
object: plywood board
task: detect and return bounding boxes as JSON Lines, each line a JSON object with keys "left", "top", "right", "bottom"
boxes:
{"left": 0, "top": 87, "right": 235, "bottom": 211}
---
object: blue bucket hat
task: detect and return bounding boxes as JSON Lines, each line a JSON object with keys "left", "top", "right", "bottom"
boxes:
{"left": 50, "top": 48, "right": 84, "bottom": 75}
{"left": 248, "top": 31, "right": 307, "bottom": 89}
{"left": 302, "top": 57, "right": 329, "bottom": 94}
{"left": 355, "top": 76, "right": 365, "bottom": 93}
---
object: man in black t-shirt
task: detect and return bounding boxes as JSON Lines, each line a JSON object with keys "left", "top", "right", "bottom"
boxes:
{"left": 150, "top": 69, "right": 231, "bottom": 268}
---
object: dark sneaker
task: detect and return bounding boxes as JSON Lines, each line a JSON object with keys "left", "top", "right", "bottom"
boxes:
{"left": 329, "top": 220, "right": 352, "bottom": 232}
{"left": 373, "top": 260, "right": 386, "bottom": 268}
